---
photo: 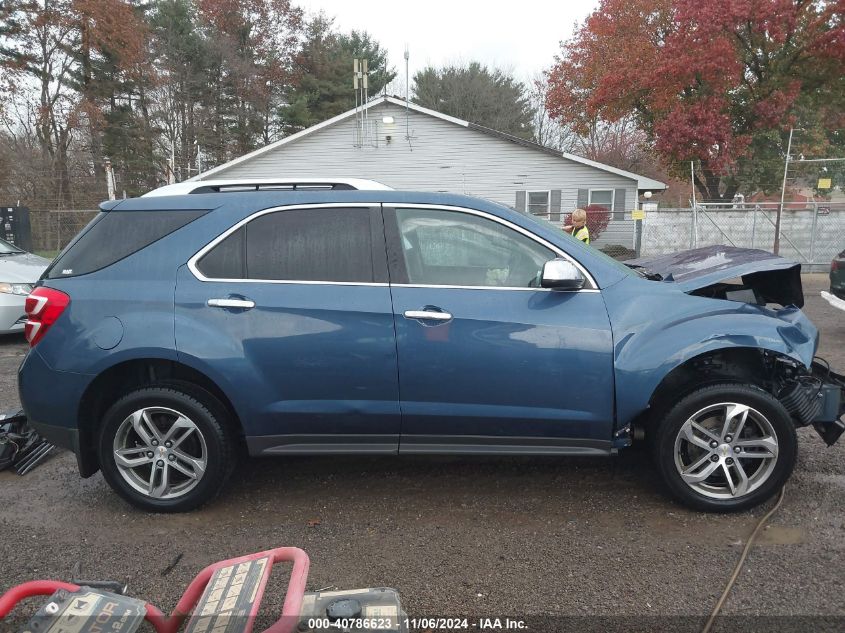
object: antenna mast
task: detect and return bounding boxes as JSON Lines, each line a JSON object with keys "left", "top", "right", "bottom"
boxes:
{"left": 353, "top": 57, "right": 372, "bottom": 147}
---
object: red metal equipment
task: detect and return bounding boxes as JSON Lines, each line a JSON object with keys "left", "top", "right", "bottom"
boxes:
{"left": 0, "top": 546, "right": 310, "bottom": 633}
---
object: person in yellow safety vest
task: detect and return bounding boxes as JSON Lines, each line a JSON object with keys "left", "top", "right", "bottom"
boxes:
{"left": 563, "top": 208, "right": 590, "bottom": 244}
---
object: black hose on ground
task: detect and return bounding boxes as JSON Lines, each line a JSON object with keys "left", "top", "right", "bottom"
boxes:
{"left": 701, "top": 486, "right": 787, "bottom": 633}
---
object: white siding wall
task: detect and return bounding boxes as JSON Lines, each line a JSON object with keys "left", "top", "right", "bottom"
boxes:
{"left": 205, "top": 102, "right": 639, "bottom": 247}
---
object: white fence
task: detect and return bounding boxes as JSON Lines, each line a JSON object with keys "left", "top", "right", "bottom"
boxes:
{"left": 640, "top": 202, "right": 844, "bottom": 271}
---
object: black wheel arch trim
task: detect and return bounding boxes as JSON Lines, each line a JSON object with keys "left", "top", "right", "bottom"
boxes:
{"left": 76, "top": 357, "right": 243, "bottom": 477}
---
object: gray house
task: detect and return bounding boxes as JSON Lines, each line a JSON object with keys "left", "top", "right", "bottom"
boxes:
{"left": 191, "top": 96, "right": 665, "bottom": 248}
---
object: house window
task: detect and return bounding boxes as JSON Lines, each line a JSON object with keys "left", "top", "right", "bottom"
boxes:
{"left": 588, "top": 189, "right": 614, "bottom": 211}
{"left": 527, "top": 191, "right": 550, "bottom": 217}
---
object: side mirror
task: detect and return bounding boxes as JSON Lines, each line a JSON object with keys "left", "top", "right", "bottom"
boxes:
{"left": 541, "top": 258, "right": 586, "bottom": 290}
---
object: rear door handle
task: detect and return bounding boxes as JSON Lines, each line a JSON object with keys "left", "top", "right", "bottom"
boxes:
{"left": 207, "top": 298, "right": 255, "bottom": 309}
{"left": 403, "top": 309, "right": 452, "bottom": 321}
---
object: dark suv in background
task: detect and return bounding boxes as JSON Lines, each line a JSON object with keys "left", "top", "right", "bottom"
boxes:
{"left": 19, "top": 181, "right": 845, "bottom": 512}
{"left": 831, "top": 248, "right": 845, "bottom": 299}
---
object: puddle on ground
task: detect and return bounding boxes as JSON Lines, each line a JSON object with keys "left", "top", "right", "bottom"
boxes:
{"left": 756, "top": 525, "right": 806, "bottom": 545}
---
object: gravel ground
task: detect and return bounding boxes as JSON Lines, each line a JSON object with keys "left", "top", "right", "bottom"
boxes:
{"left": 0, "top": 273, "right": 843, "bottom": 630}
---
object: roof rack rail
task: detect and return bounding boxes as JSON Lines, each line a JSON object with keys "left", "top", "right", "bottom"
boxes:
{"left": 142, "top": 178, "right": 393, "bottom": 197}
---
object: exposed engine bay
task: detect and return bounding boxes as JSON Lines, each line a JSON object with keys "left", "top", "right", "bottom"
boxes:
{"left": 649, "top": 349, "right": 845, "bottom": 447}
{"left": 690, "top": 281, "right": 767, "bottom": 305}
{"left": 773, "top": 355, "right": 845, "bottom": 446}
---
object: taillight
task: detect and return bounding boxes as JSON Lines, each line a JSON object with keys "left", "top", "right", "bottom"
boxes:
{"left": 833, "top": 259, "right": 841, "bottom": 271}
{"left": 24, "top": 287, "right": 70, "bottom": 347}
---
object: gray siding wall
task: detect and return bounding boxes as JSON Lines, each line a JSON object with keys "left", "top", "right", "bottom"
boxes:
{"left": 205, "top": 102, "right": 639, "bottom": 247}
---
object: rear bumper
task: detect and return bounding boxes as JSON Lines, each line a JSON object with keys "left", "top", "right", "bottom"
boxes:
{"left": 18, "top": 347, "right": 97, "bottom": 476}
{"left": 27, "top": 419, "right": 78, "bottom": 451}
{"left": 21, "top": 418, "right": 96, "bottom": 477}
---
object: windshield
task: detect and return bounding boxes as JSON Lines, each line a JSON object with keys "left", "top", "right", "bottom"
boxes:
{"left": 0, "top": 238, "right": 24, "bottom": 254}
{"left": 518, "top": 212, "right": 636, "bottom": 277}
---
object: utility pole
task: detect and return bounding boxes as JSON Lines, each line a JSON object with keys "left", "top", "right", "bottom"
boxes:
{"left": 774, "top": 126, "right": 794, "bottom": 255}
{"left": 690, "top": 161, "right": 697, "bottom": 249}
{"left": 104, "top": 158, "right": 116, "bottom": 201}
{"left": 168, "top": 137, "right": 176, "bottom": 185}
{"left": 363, "top": 58, "right": 369, "bottom": 145}
{"left": 353, "top": 58, "right": 359, "bottom": 146}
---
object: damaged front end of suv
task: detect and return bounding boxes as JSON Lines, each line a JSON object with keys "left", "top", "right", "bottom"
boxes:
{"left": 618, "top": 245, "right": 845, "bottom": 465}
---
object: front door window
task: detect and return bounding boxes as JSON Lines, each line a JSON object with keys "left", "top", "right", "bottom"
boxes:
{"left": 393, "top": 207, "right": 554, "bottom": 288}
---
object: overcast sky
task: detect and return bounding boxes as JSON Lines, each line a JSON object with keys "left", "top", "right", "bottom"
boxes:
{"left": 300, "top": 0, "right": 598, "bottom": 88}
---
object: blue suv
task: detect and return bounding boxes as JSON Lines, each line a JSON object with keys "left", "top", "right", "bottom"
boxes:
{"left": 19, "top": 187, "right": 845, "bottom": 512}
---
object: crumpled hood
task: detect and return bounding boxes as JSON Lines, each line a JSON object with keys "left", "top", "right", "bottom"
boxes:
{"left": 625, "top": 245, "right": 804, "bottom": 307}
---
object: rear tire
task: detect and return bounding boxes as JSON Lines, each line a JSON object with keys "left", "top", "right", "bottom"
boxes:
{"left": 98, "top": 385, "right": 235, "bottom": 512}
{"left": 652, "top": 383, "right": 797, "bottom": 512}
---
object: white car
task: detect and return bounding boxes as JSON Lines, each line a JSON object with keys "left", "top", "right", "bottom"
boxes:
{"left": 0, "top": 239, "right": 50, "bottom": 334}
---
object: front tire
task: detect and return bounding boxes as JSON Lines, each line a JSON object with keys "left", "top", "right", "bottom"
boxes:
{"left": 652, "top": 383, "right": 797, "bottom": 512}
{"left": 98, "top": 386, "right": 235, "bottom": 512}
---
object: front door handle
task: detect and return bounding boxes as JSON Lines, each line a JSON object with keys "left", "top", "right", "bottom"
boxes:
{"left": 403, "top": 309, "right": 452, "bottom": 321}
{"left": 207, "top": 298, "right": 255, "bottom": 309}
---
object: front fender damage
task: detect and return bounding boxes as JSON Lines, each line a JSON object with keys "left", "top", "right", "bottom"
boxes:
{"left": 610, "top": 298, "right": 819, "bottom": 431}
{"left": 602, "top": 272, "right": 845, "bottom": 443}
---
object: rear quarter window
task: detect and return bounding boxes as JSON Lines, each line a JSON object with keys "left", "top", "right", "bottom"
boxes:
{"left": 46, "top": 209, "right": 208, "bottom": 279}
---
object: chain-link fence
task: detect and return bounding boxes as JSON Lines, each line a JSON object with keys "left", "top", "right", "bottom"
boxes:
{"left": 29, "top": 209, "right": 99, "bottom": 255}
{"left": 640, "top": 202, "right": 845, "bottom": 271}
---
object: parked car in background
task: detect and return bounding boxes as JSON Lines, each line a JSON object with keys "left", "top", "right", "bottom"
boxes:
{"left": 16, "top": 180, "right": 845, "bottom": 513}
{"left": 0, "top": 239, "right": 50, "bottom": 334}
{"left": 830, "top": 248, "right": 845, "bottom": 299}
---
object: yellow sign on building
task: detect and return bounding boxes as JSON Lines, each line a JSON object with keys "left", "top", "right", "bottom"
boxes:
{"left": 631, "top": 209, "right": 646, "bottom": 220}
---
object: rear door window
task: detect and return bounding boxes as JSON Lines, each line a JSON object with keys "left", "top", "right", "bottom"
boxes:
{"left": 196, "top": 207, "right": 376, "bottom": 283}
{"left": 46, "top": 209, "right": 208, "bottom": 279}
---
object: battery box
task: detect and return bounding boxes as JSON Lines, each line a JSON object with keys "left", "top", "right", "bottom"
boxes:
{"left": 297, "top": 587, "right": 407, "bottom": 632}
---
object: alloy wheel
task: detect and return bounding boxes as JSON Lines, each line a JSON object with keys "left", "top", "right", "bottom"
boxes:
{"left": 673, "top": 402, "right": 779, "bottom": 500}
{"left": 112, "top": 406, "right": 208, "bottom": 500}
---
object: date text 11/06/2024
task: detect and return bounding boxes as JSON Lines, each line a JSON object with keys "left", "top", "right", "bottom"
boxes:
{"left": 408, "top": 619, "right": 527, "bottom": 630}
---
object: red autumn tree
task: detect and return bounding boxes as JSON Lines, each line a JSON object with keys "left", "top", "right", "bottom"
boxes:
{"left": 547, "top": 0, "right": 845, "bottom": 202}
